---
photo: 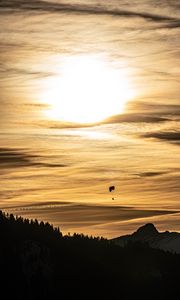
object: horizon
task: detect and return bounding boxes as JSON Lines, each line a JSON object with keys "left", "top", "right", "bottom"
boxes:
{"left": 0, "top": 0, "right": 180, "bottom": 238}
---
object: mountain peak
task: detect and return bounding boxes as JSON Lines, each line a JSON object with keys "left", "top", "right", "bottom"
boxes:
{"left": 112, "top": 223, "right": 180, "bottom": 254}
{"left": 134, "top": 223, "right": 158, "bottom": 237}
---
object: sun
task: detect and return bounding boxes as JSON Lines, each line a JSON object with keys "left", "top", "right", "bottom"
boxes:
{"left": 40, "top": 55, "right": 135, "bottom": 124}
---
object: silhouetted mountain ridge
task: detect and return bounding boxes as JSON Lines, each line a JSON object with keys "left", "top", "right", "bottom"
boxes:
{"left": 135, "top": 223, "right": 159, "bottom": 236}
{"left": 112, "top": 223, "right": 180, "bottom": 253}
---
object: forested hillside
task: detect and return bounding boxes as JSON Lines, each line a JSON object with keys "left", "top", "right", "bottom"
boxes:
{"left": 0, "top": 211, "right": 179, "bottom": 300}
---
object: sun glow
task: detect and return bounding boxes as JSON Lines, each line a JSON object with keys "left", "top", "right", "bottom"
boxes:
{"left": 40, "top": 55, "right": 135, "bottom": 124}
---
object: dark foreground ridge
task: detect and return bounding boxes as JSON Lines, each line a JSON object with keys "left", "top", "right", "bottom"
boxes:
{"left": 0, "top": 211, "right": 180, "bottom": 300}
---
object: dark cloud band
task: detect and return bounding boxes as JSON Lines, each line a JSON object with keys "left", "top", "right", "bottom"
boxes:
{"left": 1, "top": 0, "right": 180, "bottom": 28}
{"left": 0, "top": 147, "right": 67, "bottom": 169}
{"left": 142, "top": 131, "right": 180, "bottom": 144}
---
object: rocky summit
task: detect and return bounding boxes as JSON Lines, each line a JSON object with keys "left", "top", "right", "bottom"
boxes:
{"left": 112, "top": 223, "right": 180, "bottom": 254}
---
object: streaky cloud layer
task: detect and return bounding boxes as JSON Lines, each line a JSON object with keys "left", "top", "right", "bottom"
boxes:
{"left": 0, "top": 0, "right": 179, "bottom": 236}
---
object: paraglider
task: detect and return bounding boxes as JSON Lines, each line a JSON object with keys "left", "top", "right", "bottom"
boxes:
{"left": 109, "top": 185, "right": 115, "bottom": 200}
{"left": 109, "top": 185, "right": 115, "bottom": 193}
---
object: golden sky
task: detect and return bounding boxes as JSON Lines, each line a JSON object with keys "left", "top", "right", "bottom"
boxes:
{"left": 0, "top": 0, "right": 180, "bottom": 237}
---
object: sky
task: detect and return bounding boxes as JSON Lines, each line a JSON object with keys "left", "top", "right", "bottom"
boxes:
{"left": 0, "top": 0, "right": 180, "bottom": 238}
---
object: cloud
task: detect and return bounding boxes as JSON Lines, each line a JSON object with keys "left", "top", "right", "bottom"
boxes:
{"left": 3, "top": 201, "right": 73, "bottom": 210}
{"left": 142, "top": 131, "right": 180, "bottom": 144}
{"left": 103, "top": 113, "right": 168, "bottom": 124}
{"left": 0, "top": 147, "right": 35, "bottom": 166}
{"left": 36, "top": 112, "right": 169, "bottom": 131}
{"left": 0, "top": 147, "right": 67, "bottom": 169}
{"left": 134, "top": 171, "right": 169, "bottom": 178}
{"left": 1, "top": 0, "right": 180, "bottom": 29}
{"left": 0, "top": 65, "right": 54, "bottom": 80}
{"left": 128, "top": 102, "right": 180, "bottom": 115}
{"left": 127, "top": 102, "right": 180, "bottom": 122}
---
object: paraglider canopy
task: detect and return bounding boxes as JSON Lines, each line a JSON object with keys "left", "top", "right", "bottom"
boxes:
{"left": 109, "top": 185, "right": 115, "bottom": 192}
